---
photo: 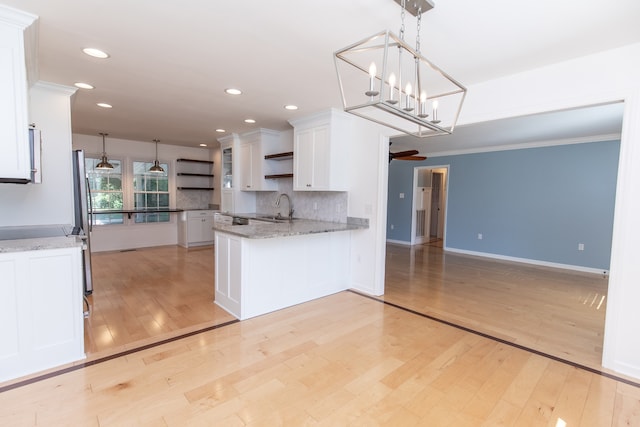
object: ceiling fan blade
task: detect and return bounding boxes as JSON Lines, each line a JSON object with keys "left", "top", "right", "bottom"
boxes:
{"left": 390, "top": 150, "right": 419, "bottom": 158}
{"left": 396, "top": 155, "right": 427, "bottom": 161}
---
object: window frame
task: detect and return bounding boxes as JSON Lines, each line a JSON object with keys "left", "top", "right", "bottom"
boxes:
{"left": 85, "top": 155, "right": 125, "bottom": 226}
{"left": 85, "top": 153, "right": 176, "bottom": 227}
{"left": 131, "top": 159, "right": 171, "bottom": 224}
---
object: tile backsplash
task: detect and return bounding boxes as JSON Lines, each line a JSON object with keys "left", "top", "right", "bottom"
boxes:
{"left": 255, "top": 179, "right": 347, "bottom": 223}
{"left": 176, "top": 190, "right": 212, "bottom": 210}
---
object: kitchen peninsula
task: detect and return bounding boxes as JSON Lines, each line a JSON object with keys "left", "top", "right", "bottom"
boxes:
{"left": 213, "top": 214, "right": 367, "bottom": 320}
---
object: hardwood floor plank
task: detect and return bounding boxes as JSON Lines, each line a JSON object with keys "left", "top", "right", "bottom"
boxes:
{"left": 1, "top": 244, "right": 635, "bottom": 425}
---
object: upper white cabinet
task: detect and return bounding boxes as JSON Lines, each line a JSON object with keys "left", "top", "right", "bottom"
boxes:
{"left": 218, "top": 134, "right": 255, "bottom": 214}
{"left": 238, "top": 129, "right": 280, "bottom": 192}
{"left": 0, "top": 6, "right": 37, "bottom": 182}
{"left": 289, "top": 109, "right": 350, "bottom": 191}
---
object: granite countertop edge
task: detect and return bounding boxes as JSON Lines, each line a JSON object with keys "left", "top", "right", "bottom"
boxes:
{"left": 0, "top": 236, "right": 84, "bottom": 254}
{"left": 213, "top": 214, "right": 368, "bottom": 239}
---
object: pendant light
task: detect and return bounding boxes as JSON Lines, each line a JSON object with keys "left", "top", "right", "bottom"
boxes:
{"left": 149, "top": 139, "right": 165, "bottom": 173}
{"left": 96, "top": 132, "right": 114, "bottom": 170}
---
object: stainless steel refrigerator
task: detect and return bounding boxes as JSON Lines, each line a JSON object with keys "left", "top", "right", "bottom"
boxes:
{"left": 72, "top": 149, "right": 94, "bottom": 295}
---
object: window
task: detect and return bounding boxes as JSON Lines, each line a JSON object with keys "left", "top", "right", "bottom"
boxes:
{"left": 85, "top": 157, "right": 124, "bottom": 225}
{"left": 133, "top": 161, "right": 170, "bottom": 223}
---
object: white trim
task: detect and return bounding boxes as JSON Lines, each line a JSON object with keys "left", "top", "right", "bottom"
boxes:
{"left": 444, "top": 247, "right": 609, "bottom": 276}
{"left": 426, "top": 133, "right": 621, "bottom": 158}
{"left": 602, "top": 90, "right": 640, "bottom": 375}
{"left": 386, "top": 238, "right": 411, "bottom": 246}
{"left": 605, "top": 361, "right": 640, "bottom": 382}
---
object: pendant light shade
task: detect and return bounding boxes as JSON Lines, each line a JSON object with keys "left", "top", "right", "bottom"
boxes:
{"left": 149, "top": 139, "right": 165, "bottom": 173}
{"left": 96, "top": 132, "right": 114, "bottom": 170}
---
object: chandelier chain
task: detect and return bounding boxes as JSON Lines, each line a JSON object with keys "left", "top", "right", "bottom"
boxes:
{"left": 400, "top": 0, "right": 406, "bottom": 40}
{"left": 416, "top": 5, "right": 422, "bottom": 53}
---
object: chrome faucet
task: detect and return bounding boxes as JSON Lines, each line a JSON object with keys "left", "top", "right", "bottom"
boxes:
{"left": 275, "top": 193, "right": 294, "bottom": 220}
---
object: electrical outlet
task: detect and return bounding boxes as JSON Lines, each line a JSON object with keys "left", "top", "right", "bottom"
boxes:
{"left": 399, "top": 193, "right": 405, "bottom": 199}
{"left": 578, "top": 243, "right": 585, "bottom": 251}
{"left": 478, "top": 233, "right": 483, "bottom": 240}
{"left": 391, "top": 224, "right": 394, "bottom": 230}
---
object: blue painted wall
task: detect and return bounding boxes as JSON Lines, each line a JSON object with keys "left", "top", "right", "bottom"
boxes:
{"left": 386, "top": 140, "right": 620, "bottom": 270}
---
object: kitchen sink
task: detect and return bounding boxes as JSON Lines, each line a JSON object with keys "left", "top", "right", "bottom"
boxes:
{"left": 254, "top": 214, "right": 300, "bottom": 223}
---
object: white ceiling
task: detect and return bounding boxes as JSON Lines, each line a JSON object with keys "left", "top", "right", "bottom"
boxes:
{"left": 4, "top": 0, "right": 640, "bottom": 148}
{"left": 390, "top": 102, "right": 625, "bottom": 156}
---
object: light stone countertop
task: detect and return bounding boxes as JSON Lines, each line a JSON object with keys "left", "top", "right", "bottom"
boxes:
{"left": 0, "top": 236, "right": 84, "bottom": 254}
{"left": 213, "top": 214, "right": 367, "bottom": 239}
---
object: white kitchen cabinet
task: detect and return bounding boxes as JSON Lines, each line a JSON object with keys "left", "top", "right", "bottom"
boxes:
{"left": 238, "top": 129, "right": 280, "bottom": 191}
{"left": 0, "top": 246, "right": 84, "bottom": 383}
{"left": 214, "top": 230, "right": 350, "bottom": 320}
{"left": 178, "top": 210, "right": 215, "bottom": 248}
{"left": 290, "top": 109, "right": 350, "bottom": 191}
{"left": 218, "top": 134, "right": 255, "bottom": 213}
{"left": 0, "top": 6, "right": 37, "bottom": 182}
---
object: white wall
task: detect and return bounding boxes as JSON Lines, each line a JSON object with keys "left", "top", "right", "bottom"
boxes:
{"left": 347, "top": 117, "right": 393, "bottom": 296}
{"left": 73, "top": 134, "right": 214, "bottom": 252}
{"left": 445, "top": 42, "right": 640, "bottom": 379}
{"left": 0, "top": 82, "right": 76, "bottom": 227}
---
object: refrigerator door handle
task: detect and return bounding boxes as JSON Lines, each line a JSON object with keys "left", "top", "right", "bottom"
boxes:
{"left": 86, "top": 177, "right": 93, "bottom": 232}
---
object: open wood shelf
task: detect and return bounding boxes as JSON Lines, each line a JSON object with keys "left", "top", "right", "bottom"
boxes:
{"left": 177, "top": 187, "right": 214, "bottom": 191}
{"left": 177, "top": 173, "right": 215, "bottom": 177}
{"left": 264, "top": 151, "right": 293, "bottom": 160}
{"left": 176, "top": 158, "right": 214, "bottom": 164}
{"left": 265, "top": 173, "right": 294, "bottom": 179}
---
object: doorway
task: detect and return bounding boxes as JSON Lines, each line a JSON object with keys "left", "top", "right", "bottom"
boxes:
{"left": 411, "top": 166, "right": 448, "bottom": 246}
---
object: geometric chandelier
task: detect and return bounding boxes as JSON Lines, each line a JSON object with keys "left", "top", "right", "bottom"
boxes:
{"left": 334, "top": 0, "right": 466, "bottom": 137}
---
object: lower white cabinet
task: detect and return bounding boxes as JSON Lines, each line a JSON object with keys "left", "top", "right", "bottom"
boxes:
{"left": 178, "top": 210, "right": 216, "bottom": 248}
{"left": 214, "top": 232, "right": 242, "bottom": 316}
{"left": 214, "top": 230, "right": 350, "bottom": 320}
{"left": 0, "top": 246, "right": 84, "bottom": 382}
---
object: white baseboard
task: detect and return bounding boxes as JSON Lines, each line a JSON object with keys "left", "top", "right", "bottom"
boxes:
{"left": 386, "top": 239, "right": 411, "bottom": 246}
{"left": 444, "top": 247, "right": 609, "bottom": 275}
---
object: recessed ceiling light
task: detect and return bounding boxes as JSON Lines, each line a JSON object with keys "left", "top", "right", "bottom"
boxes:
{"left": 82, "top": 48, "right": 110, "bottom": 59}
{"left": 97, "top": 102, "right": 113, "bottom": 108}
{"left": 244, "top": 119, "right": 256, "bottom": 124}
{"left": 284, "top": 105, "right": 298, "bottom": 110}
{"left": 199, "top": 143, "right": 207, "bottom": 147}
{"left": 215, "top": 129, "right": 226, "bottom": 133}
{"left": 74, "top": 82, "right": 94, "bottom": 89}
{"left": 225, "top": 88, "right": 242, "bottom": 95}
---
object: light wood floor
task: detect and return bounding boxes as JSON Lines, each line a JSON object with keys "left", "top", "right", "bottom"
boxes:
{"left": 383, "top": 243, "right": 608, "bottom": 371}
{"left": 1, "top": 243, "right": 638, "bottom": 425}
{"left": 85, "top": 245, "right": 235, "bottom": 360}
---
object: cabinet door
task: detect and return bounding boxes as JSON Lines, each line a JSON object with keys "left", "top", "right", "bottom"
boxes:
{"left": 0, "top": 20, "right": 30, "bottom": 181}
{"left": 0, "top": 257, "right": 20, "bottom": 366}
{"left": 310, "top": 125, "right": 330, "bottom": 189}
{"left": 215, "top": 233, "right": 242, "bottom": 318}
{"left": 294, "top": 129, "right": 314, "bottom": 190}
{"left": 187, "top": 217, "right": 204, "bottom": 243}
{"left": 221, "top": 190, "right": 234, "bottom": 214}
{"left": 239, "top": 142, "right": 253, "bottom": 190}
{"left": 0, "top": 248, "right": 83, "bottom": 383}
{"left": 203, "top": 215, "right": 215, "bottom": 242}
{"left": 294, "top": 125, "right": 330, "bottom": 191}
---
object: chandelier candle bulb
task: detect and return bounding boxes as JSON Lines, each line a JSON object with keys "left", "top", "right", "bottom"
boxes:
{"left": 403, "top": 83, "right": 413, "bottom": 112}
{"left": 365, "top": 62, "right": 379, "bottom": 97}
{"left": 418, "top": 91, "right": 429, "bottom": 118}
{"left": 387, "top": 73, "right": 397, "bottom": 104}
{"left": 431, "top": 100, "right": 441, "bottom": 124}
